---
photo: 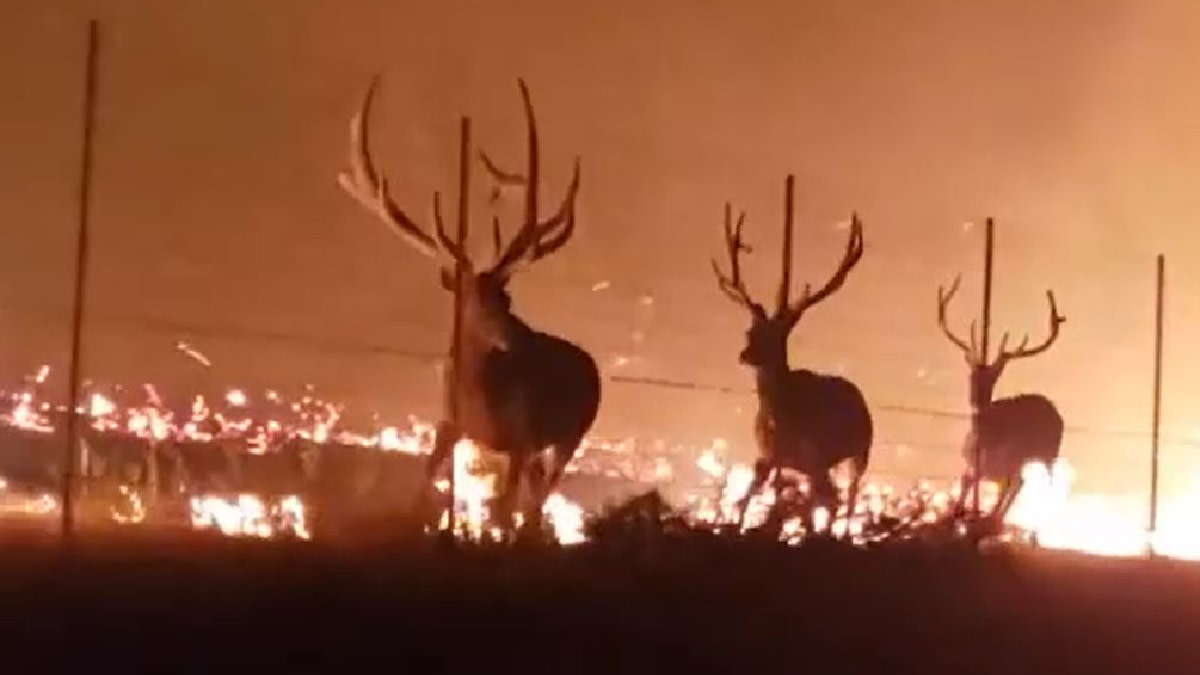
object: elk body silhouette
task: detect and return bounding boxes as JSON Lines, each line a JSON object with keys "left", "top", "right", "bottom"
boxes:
{"left": 936, "top": 275, "right": 1066, "bottom": 522}
{"left": 338, "top": 77, "right": 600, "bottom": 530}
{"left": 713, "top": 175, "right": 873, "bottom": 531}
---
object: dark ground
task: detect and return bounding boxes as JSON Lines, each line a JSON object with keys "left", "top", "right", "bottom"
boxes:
{"left": 0, "top": 527, "right": 1198, "bottom": 674}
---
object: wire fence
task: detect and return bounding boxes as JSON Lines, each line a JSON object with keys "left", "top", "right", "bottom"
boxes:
{"left": 2, "top": 296, "right": 1194, "bottom": 505}
{"left": 2, "top": 300, "right": 1193, "bottom": 451}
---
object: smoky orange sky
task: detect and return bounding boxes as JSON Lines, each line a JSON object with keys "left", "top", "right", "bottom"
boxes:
{"left": 2, "top": 0, "right": 1199, "bottom": 496}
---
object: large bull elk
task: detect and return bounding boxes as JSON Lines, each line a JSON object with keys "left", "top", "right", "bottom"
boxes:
{"left": 338, "top": 77, "right": 600, "bottom": 530}
{"left": 936, "top": 275, "right": 1066, "bottom": 523}
{"left": 712, "top": 175, "right": 873, "bottom": 532}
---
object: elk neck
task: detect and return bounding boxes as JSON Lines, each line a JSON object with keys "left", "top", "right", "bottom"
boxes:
{"left": 968, "top": 364, "right": 1001, "bottom": 418}
{"left": 454, "top": 309, "right": 533, "bottom": 372}
{"left": 750, "top": 347, "right": 792, "bottom": 412}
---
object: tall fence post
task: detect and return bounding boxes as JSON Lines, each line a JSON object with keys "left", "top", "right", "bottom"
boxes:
{"left": 446, "top": 117, "right": 471, "bottom": 537}
{"left": 972, "top": 218, "right": 995, "bottom": 517}
{"left": 1149, "top": 254, "right": 1165, "bottom": 548}
{"left": 63, "top": 19, "right": 101, "bottom": 540}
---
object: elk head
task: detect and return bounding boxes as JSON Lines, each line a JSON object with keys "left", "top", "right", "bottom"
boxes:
{"left": 712, "top": 175, "right": 865, "bottom": 370}
{"left": 338, "top": 76, "right": 581, "bottom": 352}
{"left": 936, "top": 276, "right": 1066, "bottom": 410}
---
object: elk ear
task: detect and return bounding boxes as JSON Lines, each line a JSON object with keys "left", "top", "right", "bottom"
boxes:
{"left": 439, "top": 268, "right": 455, "bottom": 291}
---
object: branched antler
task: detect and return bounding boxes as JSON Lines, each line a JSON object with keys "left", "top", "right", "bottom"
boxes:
{"left": 338, "top": 76, "right": 468, "bottom": 270}
{"left": 712, "top": 203, "right": 762, "bottom": 316}
{"left": 715, "top": 175, "right": 864, "bottom": 325}
{"left": 996, "top": 290, "right": 1066, "bottom": 364}
{"left": 937, "top": 274, "right": 978, "bottom": 362}
{"left": 937, "top": 274, "right": 1065, "bottom": 368}
{"left": 480, "top": 152, "right": 526, "bottom": 187}
{"left": 480, "top": 79, "right": 582, "bottom": 279}
{"left": 781, "top": 213, "right": 865, "bottom": 325}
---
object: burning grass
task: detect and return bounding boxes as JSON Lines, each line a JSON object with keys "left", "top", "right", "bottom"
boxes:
{"left": 0, "top": 364, "right": 1194, "bottom": 560}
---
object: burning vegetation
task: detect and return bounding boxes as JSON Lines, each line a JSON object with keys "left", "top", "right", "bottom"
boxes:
{"left": 0, "top": 365, "right": 1196, "bottom": 559}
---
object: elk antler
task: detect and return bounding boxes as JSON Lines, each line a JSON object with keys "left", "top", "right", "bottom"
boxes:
{"left": 996, "top": 290, "right": 1066, "bottom": 363}
{"left": 781, "top": 213, "right": 865, "bottom": 325}
{"left": 936, "top": 274, "right": 981, "bottom": 363}
{"left": 711, "top": 203, "right": 764, "bottom": 317}
{"left": 481, "top": 79, "right": 582, "bottom": 280}
{"left": 338, "top": 76, "right": 469, "bottom": 270}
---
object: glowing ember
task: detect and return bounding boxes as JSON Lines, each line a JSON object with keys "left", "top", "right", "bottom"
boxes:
{"left": 89, "top": 393, "right": 116, "bottom": 418}
{"left": 717, "top": 462, "right": 769, "bottom": 528}
{"left": 6, "top": 392, "right": 52, "bottom": 433}
{"left": 376, "top": 424, "right": 430, "bottom": 455}
{"left": 126, "top": 406, "right": 171, "bottom": 441}
{"left": 110, "top": 485, "right": 146, "bottom": 525}
{"left": 436, "top": 439, "right": 496, "bottom": 540}
{"left": 176, "top": 341, "right": 212, "bottom": 367}
{"left": 190, "top": 494, "right": 310, "bottom": 540}
{"left": 696, "top": 446, "right": 726, "bottom": 480}
{"left": 811, "top": 506, "right": 830, "bottom": 533}
{"left": 543, "top": 492, "right": 586, "bottom": 545}
{"left": 428, "top": 440, "right": 588, "bottom": 544}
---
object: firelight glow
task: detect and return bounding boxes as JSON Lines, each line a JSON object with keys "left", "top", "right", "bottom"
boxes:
{"left": 0, "top": 367, "right": 1193, "bottom": 557}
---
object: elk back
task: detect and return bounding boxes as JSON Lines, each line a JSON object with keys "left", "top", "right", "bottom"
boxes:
{"left": 765, "top": 370, "right": 873, "bottom": 471}
{"left": 479, "top": 330, "right": 601, "bottom": 453}
{"left": 972, "top": 393, "right": 1063, "bottom": 479}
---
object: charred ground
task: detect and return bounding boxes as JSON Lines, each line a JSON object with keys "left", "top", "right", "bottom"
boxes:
{"left": 2, "top": 529, "right": 1198, "bottom": 673}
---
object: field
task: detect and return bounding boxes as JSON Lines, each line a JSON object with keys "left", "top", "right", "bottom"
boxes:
{"left": 3, "top": 527, "right": 1199, "bottom": 673}
{"left": 0, "top": 379, "right": 1190, "bottom": 672}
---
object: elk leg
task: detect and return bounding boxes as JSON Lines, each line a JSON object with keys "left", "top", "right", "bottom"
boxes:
{"left": 416, "top": 421, "right": 459, "bottom": 521}
{"left": 993, "top": 475, "right": 1024, "bottom": 523}
{"left": 953, "top": 474, "right": 975, "bottom": 518}
{"left": 770, "top": 470, "right": 791, "bottom": 503}
{"left": 761, "top": 470, "right": 793, "bottom": 535}
{"left": 498, "top": 453, "right": 528, "bottom": 533}
{"left": 736, "top": 460, "right": 772, "bottom": 529}
{"left": 525, "top": 455, "right": 548, "bottom": 529}
{"left": 524, "top": 443, "right": 575, "bottom": 532}
{"left": 541, "top": 442, "right": 577, "bottom": 497}
{"left": 808, "top": 472, "right": 839, "bottom": 536}
{"left": 844, "top": 459, "right": 866, "bottom": 541}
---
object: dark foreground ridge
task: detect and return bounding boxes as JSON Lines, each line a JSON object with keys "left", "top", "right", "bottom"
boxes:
{"left": 2, "top": 529, "right": 1200, "bottom": 673}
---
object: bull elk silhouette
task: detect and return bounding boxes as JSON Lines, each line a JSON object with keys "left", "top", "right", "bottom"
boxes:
{"left": 936, "top": 275, "right": 1066, "bottom": 523}
{"left": 338, "top": 77, "right": 600, "bottom": 531}
{"left": 712, "top": 175, "right": 873, "bottom": 532}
